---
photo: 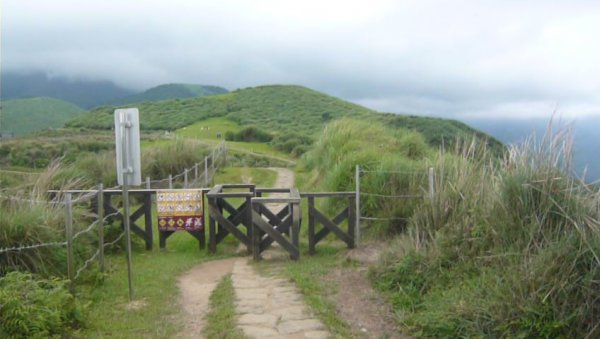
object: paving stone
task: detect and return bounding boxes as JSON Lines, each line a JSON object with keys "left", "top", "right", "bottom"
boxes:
{"left": 239, "top": 325, "right": 279, "bottom": 338}
{"left": 238, "top": 313, "right": 279, "bottom": 327}
{"left": 304, "top": 330, "right": 331, "bottom": 338}
{"left": 231, "top": 258, "right": 330, "bottom": 338}
{"left": 271, "top": 304, "right": 308, "bottom": 320}
{"left": 278, "top": 319, "right": 326, "bottom": 334}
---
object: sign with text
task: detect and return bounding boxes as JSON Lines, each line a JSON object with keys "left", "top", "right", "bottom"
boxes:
{"left": 157, "top": 190, "right": 204, "bottom": 231}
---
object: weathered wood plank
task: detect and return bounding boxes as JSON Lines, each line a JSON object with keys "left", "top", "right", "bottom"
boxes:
{"left": 252, "top": 211, "right": 298, "bottom": 259}
{"left": 311, "top": 206, "right": 353, "bottom": 246}
{"left": 308, "top": 197, "right": 316, "bottom": 255}
{"left": 209, "top": 204, "right": 250, "bottom": 247}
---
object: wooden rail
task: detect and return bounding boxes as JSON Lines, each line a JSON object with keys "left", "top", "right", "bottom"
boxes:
{"left": 206, "top": 184, "right": 254, "bottom": 254}
{"left": 51, "top": 187, "right": 358, "bottom": 258}
{"left": 307, "top": 193, "right": 356, "bottom": 254}
{"left": 251, "top": 188, "right": 301, "bottom": 260}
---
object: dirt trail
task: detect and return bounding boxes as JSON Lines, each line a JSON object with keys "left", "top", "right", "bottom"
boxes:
{"left": 265, "top": 167, "right": 295, "bottom": 212}
{"left": 177, "top": 168, "right": 403, "bottom": 338}
{"left": 177, "top": 258, "right": 238, "bottom": 338}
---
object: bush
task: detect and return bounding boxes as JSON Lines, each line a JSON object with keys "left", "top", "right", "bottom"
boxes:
{"left": 373, "top": 130, "right": 600, "bottom": 337}
{"left": 0, "top": 271, "right": 86, "bottom": 338}
{"left": 224, "top": 126, "right": 273, "bottom": 143}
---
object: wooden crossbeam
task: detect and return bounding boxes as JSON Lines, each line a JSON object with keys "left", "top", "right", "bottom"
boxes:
{"left": 310, "top": 206, "right": 353, "bottom": 245}
{"left": 259, "top": 213, "right": 292, "bottom": 252}
{"left": 102, "top": 195, "right": 152, "bottom": 250}
{"left": 208, "top": 204, "right": 250, "bottom": 248}
{"left": 313, "top": 207, "right": 349, "bottom": 243}
{"left": 252, "top": 210, "right": 298, "bottom": 260}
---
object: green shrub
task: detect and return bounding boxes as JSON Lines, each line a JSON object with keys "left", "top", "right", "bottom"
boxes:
{"left": 0, "top": 271, "right": 86, "bottom": 338}
{"left": 225, "top": 126, "right": 273, "bottom": 142}
{"left": 374, "top": 131, "right": 600, "bottom": 337}
{"left": 142, "top": 139, "right": 210, "bottom": 179}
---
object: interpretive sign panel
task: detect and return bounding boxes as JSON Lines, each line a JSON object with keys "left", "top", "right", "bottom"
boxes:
{"left": 157, "top": 190, "right": 204, "bottom": 231}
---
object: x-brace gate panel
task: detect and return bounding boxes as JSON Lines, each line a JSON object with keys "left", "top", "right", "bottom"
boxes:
{"left": 207, "top": 184, "right": 255, "bottom": 254}
{"left": 251, "top": 188, "right": 301, "bottom": 260}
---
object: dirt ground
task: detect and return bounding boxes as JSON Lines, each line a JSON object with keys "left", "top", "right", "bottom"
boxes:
{"left": 321, "top": 243, "right": 406, "bottom": 339}
{"left": 177, "top": 258, "right": 238, "bottom": 338}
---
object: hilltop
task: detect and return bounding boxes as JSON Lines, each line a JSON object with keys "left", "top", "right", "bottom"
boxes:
{"left": 109, "top": 83, "right": 228, "bottom": 106}
{"left": 1, "top": 97, "right": 85, "bottom": 135}
{"left": 67, "top": 84, "right": 502, "bottom": 151}
{"left": 1, "top": 72, "right": 134, "bottom": 109}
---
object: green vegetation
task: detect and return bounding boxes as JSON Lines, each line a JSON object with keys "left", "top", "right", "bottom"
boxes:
{"left": 370, "top": 137, "right": 597, "bottom": 337}
{"left": 0, "top": 271, "right": 86, "bottom": 338}
{"left": 66, "top": 85, "right": 498, "bottom": 156}
{"left": 203, "top": 275, "right": 247, "bottom": 339}
{"left": 302, "top": 118, "right": 432, "bottom": 234}
{"left": 0, "top": 129, "right": 122, "bottom": 169}
{"left": 2, "top": 97, "right": 85, "bottom": 135}
{"left": 109, "top": 83, "right": 228, "bottom": 106}
{"left": 225, "top": 126, "right": 273, "bottom": 143}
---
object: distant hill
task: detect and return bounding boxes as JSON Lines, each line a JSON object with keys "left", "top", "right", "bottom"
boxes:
{"left": 109, "top": 84, "right": 228, "bottom": 106}
{"left": 1, "top": 97, "right": 85, "bottom": 135}
{"left": 67, "top": 84, "right": 501, "bottom": 150}
{"left": 1, "top": 72, "right": 134, "bottom": 109}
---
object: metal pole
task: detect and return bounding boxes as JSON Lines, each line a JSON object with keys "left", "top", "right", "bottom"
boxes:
{"left": 428, "top": 167, "right": 435, "bottom": 201}
{"left": 65, "top": 193, "right": 74, "bottom": 283}
{"left": 98, "top": 184, "right": 105, "bottom": 273}
{"left": 146, "top": 176, "right": 151, "bottom": 189}
{"left": 194, "top": 164, "right": 198, "bottom": 183}
{"left": 355, "top": 165, "right": 361, "bottom": 246}
{"left": 121, "top": 117, "right": 135, "bottom": 301}
{"left": 168, "top": 174, "right": 173, "bottom": 189}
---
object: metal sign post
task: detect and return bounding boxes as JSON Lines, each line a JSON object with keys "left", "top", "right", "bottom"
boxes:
{"left": 115, "top": 108, "right": 141, "bottom": 301}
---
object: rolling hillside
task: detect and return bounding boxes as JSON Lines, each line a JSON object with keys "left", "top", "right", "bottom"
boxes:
{"left": 1, "top": 97, "right": 85, "bottom": 135}
{"left": 66, "top": 84, "right": 502, "bottom": 151}
{"left": 109, "top": 83, "right": 228, "bottom": 105}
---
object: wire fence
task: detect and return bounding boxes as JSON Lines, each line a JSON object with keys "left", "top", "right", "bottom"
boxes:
{"left": 0, "top": 141, "right": 228, "bottom": 284}
{"left": 354, "top": 165, "right": 436, "bottom": 243}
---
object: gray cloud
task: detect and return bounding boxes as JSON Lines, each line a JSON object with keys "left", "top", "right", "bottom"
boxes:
{"left": 3, "top": 0, "right": 600, "bottom": 119}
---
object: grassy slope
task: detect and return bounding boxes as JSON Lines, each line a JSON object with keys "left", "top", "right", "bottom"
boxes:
{"left": 110, "top": 83, "right": 228, "bottom": 106}
{"left": 2, "top": 97, "right": 85, "bottom": 135}
{"left": 66, "top": 85, "right": 502, "bottom": 151}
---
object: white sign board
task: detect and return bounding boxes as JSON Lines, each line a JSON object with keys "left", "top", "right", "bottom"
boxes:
{"left": 114, "top": 108, "right": 142, "bottom": 186}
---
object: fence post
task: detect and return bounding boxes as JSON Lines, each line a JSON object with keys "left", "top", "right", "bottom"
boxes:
{"left": 428, "top": 167, "right": 435, "bottom": 201}
{"left": 184, "top": 169, "right": 188, "bottom": 188}
{"left": 98, "top": 184, "right": 105, "bottom": 273}
{"left": 194, "top": 164, "right": 199, "bottom": 184}
{"left": 355, "top": 165, "right": 361, "bottom": 246}
{"left": 65, "top": 193, "right": 75, "bottom": 283}
{"left": 146, "top": 176, "right": 151, "bottom": 189}
{"left": 169, "top": 174, "right": 173, "bottom": 189}
{"left": 211, "top": 149, "right": 215, "bottom": 170}
{"left": 204, "top": 156, "right": 208, "bottom": 187}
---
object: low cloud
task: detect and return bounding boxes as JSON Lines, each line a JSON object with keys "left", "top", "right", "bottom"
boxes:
{"left": 3, "top": 0, "right": 600, "bottom": 118}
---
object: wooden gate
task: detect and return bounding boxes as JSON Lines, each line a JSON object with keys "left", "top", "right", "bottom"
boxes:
{"left": 251, "top": 188, "right": 302, "bottom": 260}
{"left": 206, "top": 184, "right": 254, "bottom": 254}
{"left": 304, "top": 192, "right": 356, "bottom": 254}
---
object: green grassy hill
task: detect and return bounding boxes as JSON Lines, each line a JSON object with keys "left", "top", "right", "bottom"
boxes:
{"left": 66, "top": 84, "right": 502, "bottom": 151}
{"left": 110, "top": 83, "right": 228, "bottom": 106}
{"left": 1, "top": 97, "right": 85, "bottom": 135}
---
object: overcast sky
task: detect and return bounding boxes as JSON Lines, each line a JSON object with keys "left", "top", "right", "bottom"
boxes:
{"left": 2, "top": 0, "right": 600, "bottom": 119}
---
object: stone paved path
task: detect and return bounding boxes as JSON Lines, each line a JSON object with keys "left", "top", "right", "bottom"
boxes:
{"left": 231, "top": 259, "right": 331, "bottom": 338}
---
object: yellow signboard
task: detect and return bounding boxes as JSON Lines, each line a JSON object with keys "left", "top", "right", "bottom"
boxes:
{"left": 157, "top": 190, "right": 204, "bottom": 231}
